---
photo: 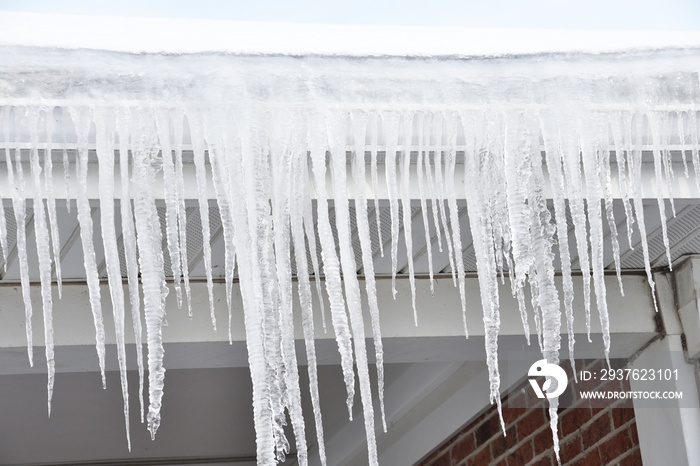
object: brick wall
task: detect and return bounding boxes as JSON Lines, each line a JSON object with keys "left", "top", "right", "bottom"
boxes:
{"left": 417, "top": 360, "right": 642, "bottom": 466}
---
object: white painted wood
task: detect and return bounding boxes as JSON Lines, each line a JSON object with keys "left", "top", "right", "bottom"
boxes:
{"left": 0, "top": 275, "right": 657, "bottom": 376}
{"left": 631, "top": 335, "right": 700, "bottom": 466}
{"left": 0, "top": 275, "right": 655, "bottom": 347}
{"left": 674, "top": 256, "right": 700, "bottom": 360}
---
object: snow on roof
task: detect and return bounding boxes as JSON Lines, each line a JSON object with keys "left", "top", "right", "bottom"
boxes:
{"left": 1, "top": 11, "right": 700, "bottom": 57}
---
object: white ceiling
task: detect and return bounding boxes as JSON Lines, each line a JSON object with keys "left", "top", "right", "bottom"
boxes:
{"left": 0, "top": 363, "right": 429, "bottom": 465}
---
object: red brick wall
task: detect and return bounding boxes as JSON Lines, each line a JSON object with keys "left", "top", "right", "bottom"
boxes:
{"left": 417, "top": 360, "right": 642, "bottom": 466}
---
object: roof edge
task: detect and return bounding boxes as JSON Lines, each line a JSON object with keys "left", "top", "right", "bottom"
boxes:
{"left": 2, "top": 11, "right": 700, "bottom": 57}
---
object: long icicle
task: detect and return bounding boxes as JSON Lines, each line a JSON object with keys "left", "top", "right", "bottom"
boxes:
{"left": 383, "top": 112, "right": 401, "bottom": 298}
{"left": 460, "top": 111, "right": 505, "bottom": 432}
{"left": 269, "top": 114, "right": 309, "bottom": 465}
{"left": 186, "top": 110, "right": 218, "bottom": 330}
{"left": 289, "top": 112, "right": 327, "bottom": 465}
{"left": 326, "top": 110, "right": 378, "bottom": 466}
{"left": 351, "top": 110, "right": 387, "bottom": 432}
{"left": 171, "top": 110, "right": 193, "bottom": 318}
{"left": 116, "top": 108, "right": 146, "bottom": 424}
{"left": 94, "top": 107, "right": 131, "bottom": 449}
{"left": 308, "top": 111, "right": 356, "bottom": 420}
{"left": 70, "top": 107, "right": 108, "bottom": 387}
{"left": 399, "top": 112, "right": 418, "bottom": 324}
{"left": 154, "top": 109, "right": 184, "bottom": 309}
{"left": 443, "top": 113, "right": 469, "bottom": 338}
{"left": 540, "top": 111, "right": 577, "bottom": 377}
{"left": 414, "top": 113, "right": 436, "bottom": 294}
{"left": 131, "top": 108, "right": 169, "bottom": 440}
{"left": 42, "top": 108, "right": 63, "bottom": 297}
{"left": 5, "top": 107, "right": 33, "bottom": 365}
{"left": 27, "top": 108, "right": 56, "bottom": 416}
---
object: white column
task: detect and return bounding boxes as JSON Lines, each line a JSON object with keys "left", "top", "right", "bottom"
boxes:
{"left": 631, "top": 265, "right": 700, "bottom": 466}
{"left": 674, "top": 256, "right": 700, "bottom": 360}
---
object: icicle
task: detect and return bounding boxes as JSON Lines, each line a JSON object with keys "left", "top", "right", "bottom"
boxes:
{"left": 382, "top": 112, "right": 401, "bottom": 298}
{"left": 609, "top": 113, "right": 636, "bottom": 251}
{"left": 628, "top": 112, "right": 659, "bottom": 311}
{"left": 59, "top": 109, "right": 73, "bottom": 213}
{"left": 691, "top": 110, "right": 700, "bottom": 191}
{"left": 675, "top": 111, "right": 689, "bottom": 178}
{"left": 171, "top": 110, "right": 193, "bottom": 318}
{"left": 94, "top": 107, "right": 131, "bottom": 449}
{"left": 351, "top": 110, "right": 387, "bottom": 432}
{"left": 224, "top": 110, "right": 276, "bottom": 466}
{"left": 443, "top": 113, "right": 469, "bottom": 338}
{"left": 42, "top": 108, "right": 63, "bottom": 297}
{"left": 540, "top": 112, "right": 577, "bottom": 376}
{"left": 302, "top": 159, "right": 328, "bottom": 334}
{"left": 290, "top": 114, "right": 328, "bottom": 465}
{"left": 399, "top": 112, "right": 418, "bottom": 324}
{"left": 598, "top": 120, "right": 625, "bottom": 295}
{"left": 525, "top": 112, "right": 563, "bottom": 462}
{"left": 579, "top": 117, "right": 611, "bottom": 363}
{"left": 558, "top": 117, "right": 594, "bottom": 342}
{"left": 5, "top": 107, "right": 34, "bottom": 366}
{"left": 327, "top": 110, "right": 378, "bottom": 465}
{"left": 27, "top": 108, "right": 56, "bottom": 415}
{"left": 503, "top": 112, "right": 537, "bottom": 344}
{"left": 0, "top": 110, "right": 10, "bottom": 269}
{"left": 186, "top": 110, "right": 218, "bottom": 330}
{"left": 69, "top": 107, "right": 107, "bottom": 387}
{"left": 486, "top": 112, "right": 527, "bottom": 342}
{"left": 0, "top": 179, "right": 6, "bottom": 269}
{"left": 422, "top": 118, "right": 445, "bottom": 255}
{"left": 269, "top": 112, "right": 309, "bottom": 465}
{"left": 368, "top": 112, "right": 384, "bottom": 258}
{"left": 200, "top": 109, "right": 238, "bottom": 343}
{"left": 213, "top": 119, "right": 240, "bottom": 344}
{"left": 154, "top": 109, "right": 184, "bottom": 309}
{"left": 647, "top": 113, "right": 674, "bottom": 270}
{"left": 244, "top": 117, "right": 290, "bottom": 462}
{"left": 549, "top": 399, "right": 561, "bottom": 464}
{"left": 658, "top": 112, "right": 677, "bottom": 218}
{"left": 460, "top": 111, "right": 504, "bottom": 431}
{"left": 308, "top": 111, "right": 357, "bottom": 420}
{"left": 415, "top": 114, "right": 436, "bottom": 295}
{"left": 130, "top": 109, "right": 169, "bottom": 440}
{"left": 431, "top": 116, "right": 457, "bottom": 285}
{"left": 116, "top": 108, "right": 146, "bottom": 423}
{"left": 0, "top": 111, "right": 8, "bottom": 272}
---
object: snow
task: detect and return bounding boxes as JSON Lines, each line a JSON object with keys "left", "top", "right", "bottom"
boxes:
{"left": 0, "top": 26, "right": 698, "bottom": 465}
{"left": 1, "top": 12, "right": 700, "bottom": 57}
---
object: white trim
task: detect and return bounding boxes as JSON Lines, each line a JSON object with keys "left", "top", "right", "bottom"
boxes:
{"left": 631, "top": 336, "right": 700, "bottom": 466}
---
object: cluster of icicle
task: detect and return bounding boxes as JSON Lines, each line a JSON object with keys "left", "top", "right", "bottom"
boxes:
{"left": 0, "top": 48, "right": 698, "bottom": 465}
{"left": 2, "top": 105, "right": 698, "bottom": 465}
